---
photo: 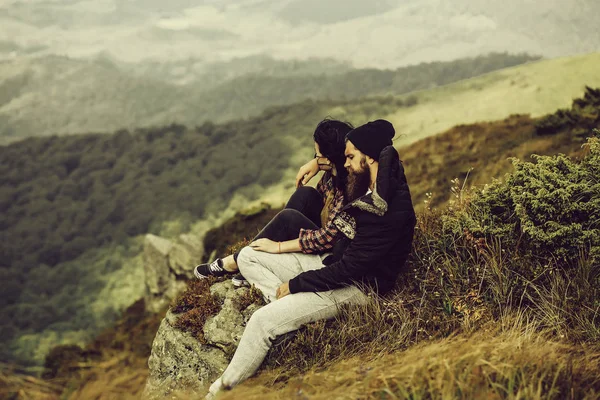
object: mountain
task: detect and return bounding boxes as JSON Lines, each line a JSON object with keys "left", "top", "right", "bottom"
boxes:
{"left": 0, "top": 52, "right": 536, "bottom": 143}
{"left": 0, "top": 56, "right": 187, "bottom": 142}
{"left": 1, "top": 0, "right": 598, "bottom": 67}
{"left": 116, "top": 54, "right": 353, "bottom": 88}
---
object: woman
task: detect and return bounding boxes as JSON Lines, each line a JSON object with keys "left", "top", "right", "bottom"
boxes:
{"left": 194, "top": 118, "right": 353, "bottom": 286}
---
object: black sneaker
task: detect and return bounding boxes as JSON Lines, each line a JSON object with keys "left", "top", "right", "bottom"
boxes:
{"left": 231, "top": 273, "right": 249, "bottom": 288}
{"left": 194, "top": 259, "right": 228, "bottom": 279}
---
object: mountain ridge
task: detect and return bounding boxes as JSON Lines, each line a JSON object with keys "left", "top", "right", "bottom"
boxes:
{"left": 0, "top": 52, "right": 536, "bottom": 144}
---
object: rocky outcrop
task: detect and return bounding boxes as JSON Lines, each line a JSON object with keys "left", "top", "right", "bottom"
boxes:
{"left": 143, "top": 233, "right": 204, "bottom": 313}
{"left": 143, "top": 281, "right": 263, "bottom": 399}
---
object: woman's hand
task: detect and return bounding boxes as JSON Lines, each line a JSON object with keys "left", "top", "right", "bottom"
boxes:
{"left": 250, "top": 238, "right": 280, "bottom": 253}
{"left": 295, "top": 158, "right": 320, "bottom": 188}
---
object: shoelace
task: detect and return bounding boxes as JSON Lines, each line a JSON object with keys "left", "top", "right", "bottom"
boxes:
{"left": 209, "top": 259, "right": 223, "bottom": 273}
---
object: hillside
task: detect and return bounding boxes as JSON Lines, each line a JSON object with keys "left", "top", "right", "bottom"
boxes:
{"left": 1, "top": 50, "right": 598, "bottom": 366}
{"left": 0, "top": 52, "right": 535, "bottom": 143}
{"left": 0, "top": 93, "right": 401, "bottom": 365}
{"left": 325, "top": 52, "right": 600, "bottom": 148}
{"left": 2, "top": 81, "right": 597, "bottom": 369}
{"left": 6, "top": 129, "right": 600, "bottom": 399}
{"left": 402, "top": 86, "right": 600, "bottom": 209}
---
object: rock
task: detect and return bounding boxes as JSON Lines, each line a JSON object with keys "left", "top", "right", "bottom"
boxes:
{"left": 242, "top": 303, "right": 263, "bottom": 323}
{"left": 143, "top": 311, "right": 229, "bottom": 399}
{"left": 209, "top": 281, "right": 235, "bottom": 302}
{"left": 144, "top": 280, "right": 263, "bottom": 398}
{"left": 144, "top": 235, "right": 175, "bottom": 313}
{"left": 143, "top": 234, "right": 204, "bottom": 313}
{"left": 168, "top": 243, "right": 196, "bottom": 277}
{"left": 144, "top": 235, "right": 173, "bottom": 296}
{"left": 204, "top": 283, "right": 248, "bottom": 350}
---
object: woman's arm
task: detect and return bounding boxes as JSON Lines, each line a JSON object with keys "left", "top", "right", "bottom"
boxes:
{"left": 250, "top": 238, "right": 301, "bottom": 253}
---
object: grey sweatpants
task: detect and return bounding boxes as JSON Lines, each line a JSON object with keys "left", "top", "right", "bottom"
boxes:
{"left": 207, "top": 246, "right": 367, "bottom": 397}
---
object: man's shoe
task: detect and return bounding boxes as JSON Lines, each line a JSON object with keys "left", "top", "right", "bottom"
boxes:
{"left": 194, "top": 259, "right": 228, "bottom": 279}
{"left": 231, "top": 273, "right": 249, "bottom": 288}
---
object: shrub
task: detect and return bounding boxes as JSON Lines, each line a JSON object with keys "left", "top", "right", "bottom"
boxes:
{"left": 469, "top": 134, "right": 600, "bottom": 270}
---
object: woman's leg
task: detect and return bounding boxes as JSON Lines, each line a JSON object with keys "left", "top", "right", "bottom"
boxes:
{"left": 285, "top": 186, "right": 323, "bottom": 228}
{"left": 230, "top": 187, "right": 324, "bottom": 265}
{"left": 231, "top": 208, "right": 318, "bottom": 265}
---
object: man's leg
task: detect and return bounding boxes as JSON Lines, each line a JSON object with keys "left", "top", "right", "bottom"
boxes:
{"left": 208, "top": 247, "right": 367, "bottom": 395}
{"left": 236, "top": 245, "right": 326, "bottom": 302}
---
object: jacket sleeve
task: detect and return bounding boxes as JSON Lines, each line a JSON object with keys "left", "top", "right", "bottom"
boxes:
{"left": 288, "top": 215, "right": 399, "bottom": 293}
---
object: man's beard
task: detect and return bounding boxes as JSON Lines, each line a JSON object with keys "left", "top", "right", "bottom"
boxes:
{"left": 345, "top": 161, "right": 371, "bottom": 203}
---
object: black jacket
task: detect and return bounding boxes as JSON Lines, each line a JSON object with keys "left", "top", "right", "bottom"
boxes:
{"left": 288, "top": 146, "right": 416, "bottom": 295}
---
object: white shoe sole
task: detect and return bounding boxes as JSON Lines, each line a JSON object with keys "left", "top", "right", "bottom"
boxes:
{"left": 231, "top": 277, "right": 249, "bottom": 287}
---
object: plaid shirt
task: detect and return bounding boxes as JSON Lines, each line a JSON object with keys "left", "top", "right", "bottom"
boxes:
{"left": 298, "top": 172, "right": 345, "bottom": 254}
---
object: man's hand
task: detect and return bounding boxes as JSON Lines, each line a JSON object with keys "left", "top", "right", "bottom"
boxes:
{"left": 250, "top": 238, "right": 279, "bottom": 253}
{"left": 295, "top": 158, "right": 320, "bottom": 188}
{"left": 276, "top": 282, "right": 290, "bottom": 299}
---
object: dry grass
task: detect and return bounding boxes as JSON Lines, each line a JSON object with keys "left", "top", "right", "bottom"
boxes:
{"left": 221, "top": 318, "right": 600, "bottom": 400}
{"left": 171, "top": 277, "right": 222, "bottom": 343}
{"left": 260, "top": 291, "right": 416, "bottom": 380}
{"left": 378, "top": 52, "right": 600, "bottom": 148}
{"left": 0, "top": 363, "right": 62, "bottom": 400}
{"left": 2, "top": 353, "right": 150, "bottom": 400}
{"left": 5, "top": 299, "right": 166, "bottom": 400}
{"left": 400, "top": 113, "right": 585, "bottom": 210}
{"left": 62, "top": 353, "right": 148, "bottom": 400}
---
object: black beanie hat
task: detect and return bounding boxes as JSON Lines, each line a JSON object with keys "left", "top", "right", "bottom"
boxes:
{"left": 346, "top": 119, "right": 395, "bottom": 160}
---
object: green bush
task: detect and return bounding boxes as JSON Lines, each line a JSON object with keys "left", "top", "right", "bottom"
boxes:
{"left": 469, "top": 133, "right": 600, "bottom": 269}
{"left": 394, "top": 133, "right": 600, "bottom": 346}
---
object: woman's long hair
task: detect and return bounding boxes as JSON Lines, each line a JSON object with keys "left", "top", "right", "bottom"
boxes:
{"left": 313, "top": 118, "right": 354, "bottom": 191}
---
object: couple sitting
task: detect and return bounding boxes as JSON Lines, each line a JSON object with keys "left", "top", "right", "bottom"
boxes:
{"left": 194, "top": 118, "right": 416, "bottom": 398}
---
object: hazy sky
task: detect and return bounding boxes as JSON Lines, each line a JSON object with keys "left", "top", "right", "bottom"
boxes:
{"left": 1, "top": 0, "right": 599, "bottom": 68}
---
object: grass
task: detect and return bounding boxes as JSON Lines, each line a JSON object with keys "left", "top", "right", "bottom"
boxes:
{"left": 399, "top": 109, "right": 592, "bottom": 210}
{"left": 221, "top": 320, "right": 600, "bottom": 400}
{"left": 12, "top": 300, "right": 166, "bottom": 400}
{"left": 0, "top": 362, "right": 63, "bottom": 400}
{"left": 377, "top": 52, "right": 600, "bottom": 148}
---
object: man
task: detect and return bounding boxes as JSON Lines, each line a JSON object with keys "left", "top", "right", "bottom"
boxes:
{"left": 206, "top": 119, "right": 416, "bottom": 398}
